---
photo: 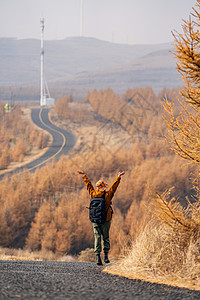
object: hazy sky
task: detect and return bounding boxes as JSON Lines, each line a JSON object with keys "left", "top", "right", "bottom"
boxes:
{"left": 0, "top": 0, "right": 195, "bottom": 44}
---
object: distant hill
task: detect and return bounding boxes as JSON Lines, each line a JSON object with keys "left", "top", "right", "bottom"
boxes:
{"left": 0, "top": 37, "right": 182, "bottom": 98}
{"left": 53, "top": 48, "right": 182, "bottom": 93}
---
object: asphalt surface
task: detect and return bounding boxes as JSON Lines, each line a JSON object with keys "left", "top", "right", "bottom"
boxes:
{"left": 0, "top": 261, "right": 200, "bottom": 299}
{"left": 0, "top": 107, "right": 76, "bottom": 180}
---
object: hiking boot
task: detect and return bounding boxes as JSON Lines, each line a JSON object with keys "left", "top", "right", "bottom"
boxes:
{"left": 104, "top": 252, "right": 110, "bottom": 263}
{"left": 96, "top": 254, "right": 103, "bottom": 266}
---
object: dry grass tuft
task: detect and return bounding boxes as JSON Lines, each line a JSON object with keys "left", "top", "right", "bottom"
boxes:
{"left": 105, "top": 188, "right": 200, "bottom": 291}
{"left": 105, "top": 220, "right": 200, "bottom": 290}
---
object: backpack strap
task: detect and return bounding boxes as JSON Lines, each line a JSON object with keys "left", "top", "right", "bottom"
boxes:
{"left": 103, "top": 191, "right": 113, "bottom": 214}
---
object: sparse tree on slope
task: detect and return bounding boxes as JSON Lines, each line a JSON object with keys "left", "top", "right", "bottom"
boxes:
{"left": 156, "top": 0, "right": 200, "bottom": 232}
{"left": 163, "top": 1, "right": 200, "bottom": 164}
{"left": 172, "top": 1, "right": 200, "bottom": 107}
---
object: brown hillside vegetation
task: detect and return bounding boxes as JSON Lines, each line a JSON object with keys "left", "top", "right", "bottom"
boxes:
{"left": 0, "top": 86, "right": 196, "bottom": 259}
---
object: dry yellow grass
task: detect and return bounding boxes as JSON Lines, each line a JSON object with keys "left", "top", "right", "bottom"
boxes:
{"left": 78, "top": 248, "right": 96, "bottom": 262}
{"left": 0, "top": 246, "right": 76, "bottom": 262}
{"left": 104, "top": 220, "right": 200, "bottom": 291}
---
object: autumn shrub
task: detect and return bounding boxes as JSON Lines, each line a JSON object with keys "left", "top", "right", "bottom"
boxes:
{"left": 55, "top": 94, "right": 74, "bottom": 118}
{"left": 0, "top": 105, "right": 49, "bottom": 168}
{"left": 0, "top": 146, "right": 10, "bottom": 169}
{"left": 36, "top": 131, "right": 50, "bottom": 149}
{"left": 12, "top": 138, "right": 27, "bottom": 162}
{"left": 78, "top": 248, "right": 96, "bottom": 262}
{"left": 25, "top": 188, "right": 94, "bottom": 254}
{"left": 85, "top": 87, "right": 163, "bottom": 139}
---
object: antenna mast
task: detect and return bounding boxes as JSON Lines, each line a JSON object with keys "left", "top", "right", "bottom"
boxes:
{"left": 39, "top": 18, "right": 55, "bottom": 106}
{"left": 80, "top": 0, "right": 83, "bottom": 36}
{"left": 40, "top": 18, "right": 46, "bottom": 106}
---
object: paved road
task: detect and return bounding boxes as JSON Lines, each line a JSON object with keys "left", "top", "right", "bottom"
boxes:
{"left": 0, "top": 261, "right": 199, "bottom": 299}
{"left": 29, "top": 108, "right": 76, "bottom": 170}
{"left": 0, "top": 108, "right": 76, "bottom": 180}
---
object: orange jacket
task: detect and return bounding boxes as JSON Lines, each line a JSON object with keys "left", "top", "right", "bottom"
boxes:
{"left": 83, "top": 175, "right": 121, "bottom": 221}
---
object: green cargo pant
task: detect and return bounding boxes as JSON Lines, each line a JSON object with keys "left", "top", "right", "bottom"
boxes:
{"left": 93, "top": 221, "right": 111, "bottom": 254}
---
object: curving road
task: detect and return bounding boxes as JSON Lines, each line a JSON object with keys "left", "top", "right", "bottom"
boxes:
{"left": 0, "top": 108, "right": 76, "bottom": 180}
{"left": 29, "top": 107, "right": 76, "bottom": 170}
{"left": 0, "top": 261, "right": 200, "bottom": 299}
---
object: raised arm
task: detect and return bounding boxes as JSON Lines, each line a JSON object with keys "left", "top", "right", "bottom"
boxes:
{"left": 108, "top": 171, "right": 125, "bottom": 197}
{"left": 78, "top": 170, "right": 95, "bottom": 197}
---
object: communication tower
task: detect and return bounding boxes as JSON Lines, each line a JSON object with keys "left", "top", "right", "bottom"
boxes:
{"left": 40, "top": 18, "right": 55, "bottom": 106}
{"left": 80, "top": 0, "right": 83, "bottom": 36}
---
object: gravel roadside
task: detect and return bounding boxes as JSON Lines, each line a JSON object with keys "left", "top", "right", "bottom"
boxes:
{"left": 0, "top": 261, "right": 200, "bottom": 300}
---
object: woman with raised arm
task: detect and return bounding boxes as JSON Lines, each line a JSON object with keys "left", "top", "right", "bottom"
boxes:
{"left": 78, "top": 170, "right": 125, "bottom": 265}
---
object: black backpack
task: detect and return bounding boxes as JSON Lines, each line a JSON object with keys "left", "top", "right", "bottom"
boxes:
{"left": 89, "top": 192, "right": 107, "bottom": 224}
